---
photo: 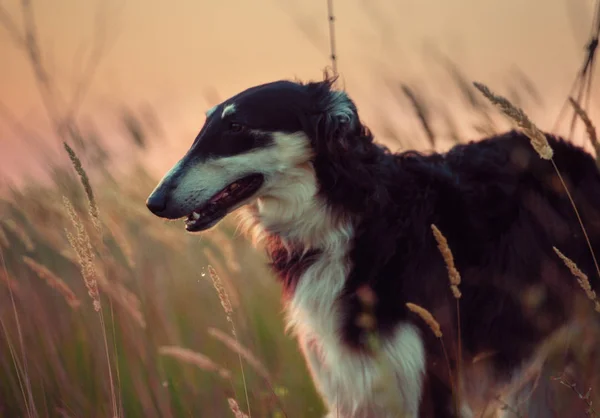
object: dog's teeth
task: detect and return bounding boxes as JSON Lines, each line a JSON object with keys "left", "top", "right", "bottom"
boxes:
{"left": 192, "top": 212, "right": 200, "bottom": 220}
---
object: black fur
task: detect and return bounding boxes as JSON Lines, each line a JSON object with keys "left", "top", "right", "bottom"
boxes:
{"left": 264, "top": 78, "right": 600, "bottom": 416}
{"left": 149, "top": 75, "right": 600, "bottom": 417}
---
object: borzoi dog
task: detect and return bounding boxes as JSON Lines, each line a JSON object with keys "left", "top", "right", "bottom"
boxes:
{"left": 146, "top": 77, "right": 600, "bottom": 417}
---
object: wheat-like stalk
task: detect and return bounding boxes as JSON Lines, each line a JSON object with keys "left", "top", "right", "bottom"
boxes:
{"left": 204, "top": 249, "right": 240, "bottom": 308}
{"left": 228, "top": 398, "right": 250, "bottom": 418}
{"left": 63, "top": 142, "right": 102, "bottom": 235}
{"left": 158, "top": 346, "right": 231, "bottom": 379}
{"left": 62, "top": 196, "right": 118, "bottom": 417}
{"left": 474, "top": 81, "right": 600, "bottom": 284}
{"left": 22, "top": 256, "right": 80, "bottom": 309}
{"left": 208, "top": 265, "right": 234, "bottom": 328}
{"left": 63, "top": 196, "right": 100, "bottom": 311}
{"left": 553, "top": 247, "right": 600, "bottom": 313}
{"left": 207, "top": 265, "right": 251, "bottom": 417}
{"left": 406, "top": 303, "right": 442, "bottom": 338}
{"left": 406, "top": 302, "right": 460, "bottom": 414}
{"left": 473, "top": 82, "right": 553, "bottom": 160}
{"left": 430, "top": 224, "right": 463, "bottom": 416}
{"left": 431, "top": 225, "right": 461, "bottom": 299}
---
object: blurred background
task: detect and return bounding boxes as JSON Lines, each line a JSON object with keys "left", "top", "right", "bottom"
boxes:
{"left": 0, "top": 0, "right": 599, "bottom": 417}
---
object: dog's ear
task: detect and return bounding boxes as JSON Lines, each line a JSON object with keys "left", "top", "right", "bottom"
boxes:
{"left": 322, "top": 89, "right": 357, "bottom": 140}
{"left": 305, "top": 77, "right": 358, "bottom": 147}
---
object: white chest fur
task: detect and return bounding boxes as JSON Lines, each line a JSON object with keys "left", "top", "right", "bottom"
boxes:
{"left": 237, "top": 152, "right": 427, "bottom": 417}
{"left": 284, "top": 230, "right": 426, "bottom": 418}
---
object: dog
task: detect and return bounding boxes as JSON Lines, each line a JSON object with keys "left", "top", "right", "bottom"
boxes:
{"left": 146, "top": 76, "right": 600, "bottom": 417}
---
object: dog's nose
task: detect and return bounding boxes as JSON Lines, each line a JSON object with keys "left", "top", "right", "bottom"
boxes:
{"left": 146, "top": 192, "right": 167, "bottom": 215}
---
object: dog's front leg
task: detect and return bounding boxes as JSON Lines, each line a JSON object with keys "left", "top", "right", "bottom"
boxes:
{"left": 298, "top": 324, "right": 427, "bottom": 418}
{"left": 298, "top": 333, "right": 343, "bottom": 417}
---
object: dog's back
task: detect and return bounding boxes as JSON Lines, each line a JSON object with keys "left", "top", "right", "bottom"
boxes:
{"left": 358, "top": 131, "right": 600, "bottom": 417}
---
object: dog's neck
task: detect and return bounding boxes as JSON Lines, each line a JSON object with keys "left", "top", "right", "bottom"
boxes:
{"left": 238, "top": 163, "right": 353, "bottom": 254}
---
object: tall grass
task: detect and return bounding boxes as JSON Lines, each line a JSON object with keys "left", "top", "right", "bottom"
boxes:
{"left": 1, "top": 1, "right": 599, "bottom": 416}
{"left": 1, "top": 72, "right": 597, "bottom": 416}
{"left": 0, "top": 146, "right": 322, "bottom": 416}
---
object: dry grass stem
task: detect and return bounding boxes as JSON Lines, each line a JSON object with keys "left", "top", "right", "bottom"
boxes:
{"left": 4, "top": 220, "right": 35, "bottom": 252}
{"left": 475, "top": 81, "right": 600, "bottom": 290}
{"left": 430, "top": 223, "right": 463, "bottom": 416}
{"left": 473, "top": 82, "right": 553, "bottom": 160}
{"left": 207, "top": 327, "right": 270, "bottom": 381}
{"left": 553, "top": 247, "right": 600, "bottom": 313}
{"left": 204, "top": 248, "right": 240, "bottom": 308}
{"left": 228, "top": 398, "right": 250, "bottom": 418}
{"left": 63, "top": 196, "right": 101, "bottom": 311}
{"left": 406, "top": 301, "right": 458, "bottom": 414}
{"left": 209, "top": 265, "right": 233, "bottom": 323}
{"left": 158, "top": 346, "right": 231, "bottom": 379}
{"left": 431, "top": 224, "right": 462, "bottom": 298}
{"left": 63, "top": 142, "right": 102, "bottom": 234}
{"left": 22, "top": 256, "right": 80, "bottom": 309}
{"left": 406, "top": 303, "right": 442, "bottom": 338}
{"left": 326, "top": 0, "right": 337, "bottom": 76}
{"left": 569, "top": 97, "right": 600, "bottom": 167}
{"left": 552, "top": 374, "right": 597, "bottom": 417}
{"left": 401, "top": 85, "right": 435, "bottom": 148}
{"left": 207, "top": 265, "right": 251, "bottom": 417}
{"left": 62, "top": 196, "right": 118, "bottom": 416}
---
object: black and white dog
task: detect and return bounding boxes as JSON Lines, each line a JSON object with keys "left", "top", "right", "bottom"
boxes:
{"left": 146, "top": 77, "right": 600, "bottom": 417}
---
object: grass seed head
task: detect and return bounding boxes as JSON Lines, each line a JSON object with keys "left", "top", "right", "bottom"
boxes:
{"left": 63, "top": 196, "right": 101, "bottom": 311}
{"left": 473, "top": 82, "right": 553, "bottom": 160}
{"left": 208, "top": 265, "right": 233, "bottom": 320}
{"left": 431, "top": 224, "right": 462, "bottom": 299}
{"left": 63, "top": 142, "right": 102, "bottom": 234}
{"left": 553, "top": 246, "right": 600, "bottom": 313}
{"left": 406, "top": 302, "right": 442, "bottom": 338}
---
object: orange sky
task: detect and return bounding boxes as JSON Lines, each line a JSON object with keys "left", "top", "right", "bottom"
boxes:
{"left": 0, "top": 0, "right": 597, "bottom": 183}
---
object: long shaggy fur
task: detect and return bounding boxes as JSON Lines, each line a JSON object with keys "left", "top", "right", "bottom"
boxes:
{"left": 147, "top": 76, "right": 600, "bottom": 418}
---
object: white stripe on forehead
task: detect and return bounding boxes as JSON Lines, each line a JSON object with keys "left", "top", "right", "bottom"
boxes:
{"left": 222, "top": 103, "right": 236, "bottom": 119}
{"left": 205, "top": 105, "right": 218, "bottom": 118}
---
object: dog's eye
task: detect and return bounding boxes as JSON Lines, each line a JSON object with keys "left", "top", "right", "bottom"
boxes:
{"left": 229, "top": 123, "right": 244, "bottom": 133}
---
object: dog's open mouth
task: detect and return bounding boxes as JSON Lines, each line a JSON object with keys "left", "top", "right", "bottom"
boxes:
{"left": 184, "top": 174, "right": 264, "bottom": 232}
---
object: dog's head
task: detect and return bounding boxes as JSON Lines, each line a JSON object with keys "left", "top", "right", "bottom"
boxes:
{"left": 146, "top": 77, "right": 359, "bottom": 232}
